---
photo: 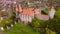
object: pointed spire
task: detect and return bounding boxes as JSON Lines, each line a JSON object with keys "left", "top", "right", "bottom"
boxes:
{"left": 17, "top": 4, "right": 22, "bottom": 12}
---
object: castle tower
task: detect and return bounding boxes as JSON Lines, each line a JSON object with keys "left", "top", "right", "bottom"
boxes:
{"left": 17, "top": 4, "right": 22, "bottom": 13}
{"left": 48, "top": 6, "right": 55, "bottom": 19}
{"left": 16, "top": 4, "right": 22, "bottom": 19}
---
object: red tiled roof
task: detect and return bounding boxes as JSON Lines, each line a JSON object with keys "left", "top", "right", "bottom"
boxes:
{"left": 36, "top": 14, "right": 49, "bottom": 20}
{"left": 50, "top": 8, "right": 55, "bottom": 12}
{"left": 22, "top": 8, "right": 34, "bottom": 15}
{"left": 16, "top": 4, "right": 34, "bottom": 15}
{"left": 37, "top": 14, "right": 49, "bottom": 17}
{"left": 50, "top": 6, "right": 55, "bottom": 12}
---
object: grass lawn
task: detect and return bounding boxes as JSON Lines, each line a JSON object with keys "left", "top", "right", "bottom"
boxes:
{"left": 0, "top": 23, "right": 40, "bottom": 34}
{"left": 0, "top": 18, "right": 12, "bottom": 27}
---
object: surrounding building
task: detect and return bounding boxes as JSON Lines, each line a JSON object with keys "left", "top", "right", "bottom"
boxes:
{"left": 0, "top": 0, "right": 16, "bottom": 19}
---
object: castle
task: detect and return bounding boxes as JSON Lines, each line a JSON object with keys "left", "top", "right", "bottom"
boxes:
{"left": 16, "top": 4, "right": 55, "bottom": 24}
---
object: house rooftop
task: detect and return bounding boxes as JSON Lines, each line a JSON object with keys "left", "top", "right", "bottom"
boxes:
{"left": 22, "top": 8, "right": 34, "bottom": 15}
{"left": 36, "top": 14, "right": 49, "bottom": 20}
